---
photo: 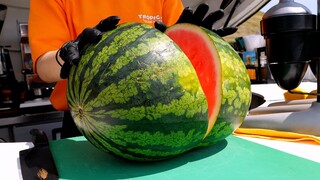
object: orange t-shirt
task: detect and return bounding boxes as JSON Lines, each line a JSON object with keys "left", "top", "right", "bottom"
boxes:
{"left": 29, "top": 0, "right": 184, "bottom": 111}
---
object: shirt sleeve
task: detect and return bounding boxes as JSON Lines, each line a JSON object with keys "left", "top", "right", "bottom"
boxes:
{"left": 162, "top": 0, "right": 184, "bottom": 26}
{"left": 28, "top": 0, "right": 71, "bottom": 73}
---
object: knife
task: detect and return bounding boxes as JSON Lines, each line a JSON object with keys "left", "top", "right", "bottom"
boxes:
{"left": 19, "top": 129, "right": 59, "bottom": 180}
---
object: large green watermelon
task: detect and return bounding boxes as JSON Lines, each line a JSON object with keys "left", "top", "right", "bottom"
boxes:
{"left": 67, "top": 22, "right": 251, "bottom": 161}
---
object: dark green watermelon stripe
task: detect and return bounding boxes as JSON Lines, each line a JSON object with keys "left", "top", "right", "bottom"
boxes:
{"left": 86, "top": 47, "right": 201, "bottom": 108}
{"left": 203, "top": 29, "right": 251, "bottom": 117}
{"left": 79, "top": 101, "right": 208, "bottom": 136}
{"left": 67, "top": 23, "right": 233, "bottom": 161}
{"left": 73, "top": 25, "right": 152, "bottom": 109}
{"left": 88, "top": 116, "right": 208, "bottom": 143}
{"left": 80, "top": 118, "right": 198, "bottom": 161}
{"left": 85, "top": 80, "right": 206, "bottom": 124}
{"left": 83, "top": 30, "right": 175, "bottom": 105}
{"left": 199, "top": 120, "right": 233, "bottom": 146}
{"left": 97, "top": 29, "right": 179, "bottom": 78}
{"left": 88, "top": 56, "right": 182, "bottom": 108}
{"left": 82, "top": 35, "right": 203, "bottom": 110}
{"left": 68, "top": 23, "right": 153, "bottom": 108}
{"left": 67, "top": 67, "right": 76, "bottom": 107}
{"left": 69, "top": 23, "right": 207, "bottom": 156}
{"left": 115, "top": 128, "right": 203, "bottom": 148}
{"left": 83, "top": 23, "right": 151, "bottom": 78}
{"left": 95, "top": 124, "right": 205, "bottom": 160}
{"left": 71, "top": 24, "right": 203, "bottom": 118}
{"left": 81, "top": 24, "right": 153, "bottom": 91}
{"left": 89, "top": 65, "right": 200, "bottom": 105}
{"left": 101, "top": 91, "right": 207, "bottom": 122}
{"left": 197, "top": 28, "right": 251, "bottom": 145}
{"left": 68, "top": 55, "right": 86, "bottom": 109}
{"left": 74, "top": 113, "right": 130, "bottom": 156}
{"left": 73, "top": 104, "right": 207, "bottom": 160}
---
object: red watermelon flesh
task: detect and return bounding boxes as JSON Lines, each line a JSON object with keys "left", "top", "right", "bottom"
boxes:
{"left": 165, "top": 24, "right": 222, "bottom": 137}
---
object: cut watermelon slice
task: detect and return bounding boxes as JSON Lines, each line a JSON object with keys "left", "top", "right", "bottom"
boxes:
{"left": 165, "top": 23, "right": 222, "bottom": 137}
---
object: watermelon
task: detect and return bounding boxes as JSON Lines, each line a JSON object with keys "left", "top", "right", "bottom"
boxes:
{"left": 67, "top": 22, "right": 251, "bottom": 161}
{"left": 165, "top": 24, "right": 251, "bottom": 146}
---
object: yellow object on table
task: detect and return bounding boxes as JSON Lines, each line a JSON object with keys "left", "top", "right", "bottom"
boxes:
{"left": 283, "top": 87, "right": 308, "bottom": 101}
{"left": 307, "top": 89, "right": 318, "bottom": 99}
{"left": 283, "top": 87, "right": 317, "bottom": 101}
{"left": 234, "top": 128, "right": 320, "bottom": 145}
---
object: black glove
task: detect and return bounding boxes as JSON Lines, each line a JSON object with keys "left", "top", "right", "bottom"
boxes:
{"left": 58, "top": 16, "right": 120, "bottom": 79}
{"left": 154, "top": 3, "right": 237, "bottom": 37}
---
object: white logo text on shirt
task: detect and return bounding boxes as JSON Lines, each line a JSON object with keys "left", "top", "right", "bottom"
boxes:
{"left": 138, "top": 14, "right": 162, "bottom": 24}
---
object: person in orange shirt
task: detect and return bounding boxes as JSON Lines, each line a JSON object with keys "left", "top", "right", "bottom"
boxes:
{"left": 29, "top": 0, "right": 236, "bottom": 138}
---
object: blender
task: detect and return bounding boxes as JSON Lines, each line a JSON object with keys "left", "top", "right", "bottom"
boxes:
{"left": 242, "top": 0, "right": 320, "bottom": 136}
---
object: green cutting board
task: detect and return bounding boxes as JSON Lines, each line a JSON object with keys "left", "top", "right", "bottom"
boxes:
{"left": 50, "top": 136, "right": 320, "bottom": 180}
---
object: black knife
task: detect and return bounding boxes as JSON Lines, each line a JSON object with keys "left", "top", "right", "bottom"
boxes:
{"left": 19, "top": 129, "right": 59, "bottom": 180}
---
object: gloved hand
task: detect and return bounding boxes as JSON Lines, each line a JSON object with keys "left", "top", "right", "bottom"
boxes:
{"left": 58, "top": 16, "right": 120, "bottom": 79}
{"left": 154, "top": 3, "right": 237, "bottom": 37}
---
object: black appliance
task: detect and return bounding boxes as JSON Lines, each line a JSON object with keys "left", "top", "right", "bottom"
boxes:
{"left": 0, "top": 4, "right": 21, "bottom": 109}
{"left": 0, "top": 46, "right": 21, "bottom": 108}
{"left": 261, "top": 0, "right": 317, "bottom": 91}
{"left": 242, "top": 0, "right": 320, "bottom": 137}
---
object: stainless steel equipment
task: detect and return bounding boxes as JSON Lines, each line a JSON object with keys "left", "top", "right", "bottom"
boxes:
{"left": 0, "top": 46, "right": 21, "bottom": 109}
{"left": 242, "top": 0, "right": 320, "bottom": 136}
{"left": 0, "top": 4, "right": 21, "bottom": 109}
{"left": 261, "top": 0, "right": 317, "bottom": 90}
{"left": 18, "top": 22, "right": 55, "bottom": 101}
{"left": 261, "top": 0, "right": 319, "bottom": 99}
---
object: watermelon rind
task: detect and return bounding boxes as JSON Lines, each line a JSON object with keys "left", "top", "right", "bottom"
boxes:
{"left": 165, "top": 24, "right": 251, "bottom": 146}
{"left": 67, "top": 22, "right": 251, "bottom": 161}
{"left": 199, "top": 27, "right": 251, "bottom": 146}
{"left": 67, "top": 23, "right": 209, "bottom": 161}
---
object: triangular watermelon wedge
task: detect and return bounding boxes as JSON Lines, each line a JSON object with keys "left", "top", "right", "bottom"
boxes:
{"left": 165, "top": 23, "right": 251, "bottom": 141}
{"left": 165, "top": 24, "right": 222, "bottom": 138}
